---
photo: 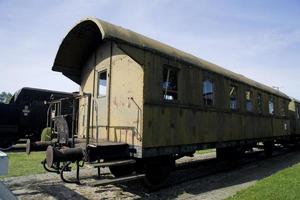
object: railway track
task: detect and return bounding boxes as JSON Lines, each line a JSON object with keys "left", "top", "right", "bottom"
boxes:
{"left": 108, "top": 146, "right": 298, "bottom": 192}
{"left": 168, "top": 147, "right": 297, "bottom": 190}
{"left": 2, "top": 146, "right": 300, "bottom": 200}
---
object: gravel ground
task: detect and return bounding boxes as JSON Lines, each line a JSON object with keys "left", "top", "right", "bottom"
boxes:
{"left": 2, "top": 150, "right": 300, "bottom": 200}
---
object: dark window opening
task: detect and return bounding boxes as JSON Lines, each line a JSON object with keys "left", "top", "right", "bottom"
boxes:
{"left": 257, "top": 93, "right": 262, "bottom": 113}
{"left": 203, "top": 80, "right": 214, "bottom": 106}
{"left": 269, "top": 97, "right": 274, "bottom": 115}
{"left": 163, "top": 67, "right": 178, "bottom": 101}
{"left": 98, "top": 71, "right": 107, "bottom": 97}
{"left": 245, "top": 90, "right": 253, "bottom": 112}
{"left": 229, "top": 85, "right": 237, "bottom": 110}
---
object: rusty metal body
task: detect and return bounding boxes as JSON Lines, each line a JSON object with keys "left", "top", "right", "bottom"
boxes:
{"left": 51, "top": 18, "right": 294, "bottom": 159}
{"left": 43, "top": 18, "right": 300, "bottom": 187}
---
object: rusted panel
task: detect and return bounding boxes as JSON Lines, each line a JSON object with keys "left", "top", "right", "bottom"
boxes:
{"left": 77, "top": 41, "right": 143, "bottom": 147}
{"left": 78, "top": 53, "right": 96, "bottom": 139}
{"left": 107, "top": 43, "right": 143, "bottom": 146}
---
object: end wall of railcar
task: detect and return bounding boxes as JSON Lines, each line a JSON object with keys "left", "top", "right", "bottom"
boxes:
{"left": 77, "top": 41, "right": 144, "bottom": 149}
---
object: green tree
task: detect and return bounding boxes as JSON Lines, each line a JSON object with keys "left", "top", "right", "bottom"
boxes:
{"left": 0, "top": 92, "right": 13, "bottom": 104}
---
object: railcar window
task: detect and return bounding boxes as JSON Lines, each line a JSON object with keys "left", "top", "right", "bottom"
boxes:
{"left": 203, "top": 80, "right": 214, "bottom": 105}
{"left": 269, "top": 97, "right": 274, "bottom": 115}
{"left": 297, "top": 106, "right": 300, "bottom": 119}
{"left": 257, "top": 93, "right": 263, "bottom": 113}
{"left": 98, "top": 71, "right": 107, "bottom": 97}
{"left": 245, "top": 90, "right": 253, "bottom": 112}
{"left": 229, "top": 85, "right": 237, "bottom": 110}
{"left": 163, "top": 67, "right": 178, "bottom": 101}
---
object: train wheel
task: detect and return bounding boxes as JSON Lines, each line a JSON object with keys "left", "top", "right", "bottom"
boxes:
{"left": 264, "top": 141, "right": 274, "bottom": 157}
{"left": 217, "top": 147, "right": 244, "bottom": 160}
{"left": 143, "top": 157, "right": 174, "bottom": 189}
{"left": 109, "top": 164, "right": 135, "bottom": 177}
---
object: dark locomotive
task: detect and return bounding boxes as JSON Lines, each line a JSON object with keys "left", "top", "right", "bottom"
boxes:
{"left": 0, "top": 87, "right": 74, "bottom": 148}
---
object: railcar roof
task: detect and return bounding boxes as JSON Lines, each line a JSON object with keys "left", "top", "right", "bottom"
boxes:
{"left": 291, "top": 98, "right": 300, "bottom": 104}
{"left": 53, "top": 18, "right": 290, "bottom": 99}
{"left": 10, "top": 87, "right": 73, "bottom": 104}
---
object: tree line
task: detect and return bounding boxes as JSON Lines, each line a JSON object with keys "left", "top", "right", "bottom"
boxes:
{"left": 0, "top": 92, "right": 13, "bottom": 104}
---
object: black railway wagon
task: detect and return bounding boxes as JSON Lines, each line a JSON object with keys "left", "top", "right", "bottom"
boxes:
{"left": 0, "top": 87, "right": 74, "bottom": 148}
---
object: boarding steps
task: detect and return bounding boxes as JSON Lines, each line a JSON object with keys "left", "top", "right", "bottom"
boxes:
{"left": 89, "top": 173, "right": 145, "bottom": 187}
{"left": 89, "top": 159, "right": 136, "bottom": 168}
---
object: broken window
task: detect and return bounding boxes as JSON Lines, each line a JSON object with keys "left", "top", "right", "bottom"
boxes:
{"left": 229, "top": 85, "right": 237, "bottom": 110}
{"left": 203, "top": 80, "right": 214, "bottom": 106}
{"left": 257, "top": 93, "right": 263, "bottom": 113}
{"left": 245, "top": 90, "right": 253, "bottom": 112}
{"left": 162, "top": 67, "right": 178, "bottom": 101}
{"left": 269, "top": 97, "right": 274, "bottom": 115}
{"left": 98, "top": 71, "right": 107, "bottom": 97}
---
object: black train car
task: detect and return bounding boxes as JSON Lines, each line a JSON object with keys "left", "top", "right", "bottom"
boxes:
{"left": 0, "top": 87, "right": 74, "bottom": 148}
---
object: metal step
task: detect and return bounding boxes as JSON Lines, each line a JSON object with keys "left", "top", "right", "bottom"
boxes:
{"left": 89, "top": 173, "right": 145, "bottom": 187}
{"left": 89, "top": 159, "right": 136, "bottom": 168}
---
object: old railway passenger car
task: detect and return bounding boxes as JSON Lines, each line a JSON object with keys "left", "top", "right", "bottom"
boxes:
{"left": 46, "top": 18, "right": 294, "bottom": 185}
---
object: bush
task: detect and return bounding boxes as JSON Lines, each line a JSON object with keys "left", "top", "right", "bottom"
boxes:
{"left": 40, "top": 127, "right": 52, "bottom": 141}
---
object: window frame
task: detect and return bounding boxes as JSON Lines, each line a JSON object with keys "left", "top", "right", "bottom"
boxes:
{"left": 229, "top": 84, "right": 238, "bottom": 110}
{"left": 162, "top": 66, "right": 179, "bottom": 101}
{"left": 245, "top": 89, "right": 253, "bottom": 112}
{"left": 268, "top": 96, "right": 275, "bottom": 115}
{"left": 97, "top": 70, "right": 107, "bottom": 98}
{"left": 202, "top": 78, "right": 215, "bottom": 106}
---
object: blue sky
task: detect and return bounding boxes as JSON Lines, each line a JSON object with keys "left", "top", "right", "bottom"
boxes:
{"left": 0, "top": 0, "right": 300, "bottom": 99}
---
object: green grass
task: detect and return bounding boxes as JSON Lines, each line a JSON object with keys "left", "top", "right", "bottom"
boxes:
{"left": 1, "top": 152, "right": 46, "bottom": 177}
{"left": 227, "top": 163, "right": 300, "bottom": 200}
{"left": 196, "top": 148, "right": 216, "bottom": 154}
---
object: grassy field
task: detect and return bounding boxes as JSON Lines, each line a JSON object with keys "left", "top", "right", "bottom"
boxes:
{"left": 1, "top": 152, "right": 46, "bottom": 177}
{"left": 228, "top": 163, "right": 300, "bottom": 200}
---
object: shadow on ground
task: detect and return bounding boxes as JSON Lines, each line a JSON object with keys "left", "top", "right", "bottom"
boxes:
{"left": 4, "top": 148, "right": 300, "bottom": 200}
{"left": 110, "top": 149, "right": 300, "bottom": 199}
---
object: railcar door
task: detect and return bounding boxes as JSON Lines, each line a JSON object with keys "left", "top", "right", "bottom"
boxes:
{"left": 93, "top": 68, "right": 109, "bottom": 142}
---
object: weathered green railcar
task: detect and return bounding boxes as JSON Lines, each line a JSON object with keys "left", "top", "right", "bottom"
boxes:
{"left": 53, "top": 18, "right": 290, "bottom": 156}
{"left": 46, "top": 18, "right": 295, "bottom": 186}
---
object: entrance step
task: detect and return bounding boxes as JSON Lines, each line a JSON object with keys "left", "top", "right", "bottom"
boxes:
{"left": 89, "top": 159, "right": 136, "bottom": 168}
{"left": 89, "top": 173, "right": 145, "bottom": 187}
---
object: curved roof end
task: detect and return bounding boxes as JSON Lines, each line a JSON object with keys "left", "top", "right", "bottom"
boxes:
{"left": 52, "top": 18, "right": 105, "bottom": 84}
{"left": 51, "top": 18, "right": 291, "bottom": 100}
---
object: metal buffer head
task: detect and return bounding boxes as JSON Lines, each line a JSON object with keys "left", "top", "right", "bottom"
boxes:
{"left": 46, "top": 145, "right": 84, "bottom": 168}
